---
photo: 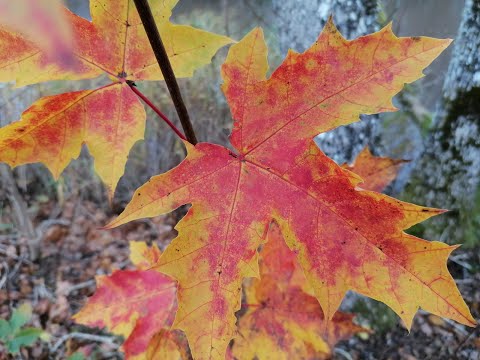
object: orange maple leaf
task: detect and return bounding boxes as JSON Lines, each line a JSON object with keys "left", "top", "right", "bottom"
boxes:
{"left": 342, "top": 146, "right": 407, "bottom": 192}
{"left": 74, "top": 242, "right": 177, "bottom": 360}
{"left": 107, "top": 20, "right": 475, "bottom": 359}
{"left": 232, "top": 222, "right": 366, "bottom": 360}
{"left": 0, "top": 0, "right": 232, "bottom": 196}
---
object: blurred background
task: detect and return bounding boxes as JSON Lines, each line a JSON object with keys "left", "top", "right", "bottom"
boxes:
{"left": 0, "top": 0, "right": 478, "bottom": 358}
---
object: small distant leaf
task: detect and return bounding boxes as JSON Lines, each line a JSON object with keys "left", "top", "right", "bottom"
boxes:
{"left": 67, "top": 352, "right": 86, "bottom": 360}
{"left": 74, "top": 242, "right": 177, "bottom": 360}
{"left": 130, "top": 241, "right": 162, "bottom": 270}
{"left": 9, "top": 303, "right": 32, "bottom": 332}
{"left": 38, "top": 331, "right": 51, "bottom": 341}
{"left": 342, "top": 147, "right": 406, "bottom": 192}
{"left": 7, "top": 327, "right": 45, "bottom": 354}
{"left": 0, "top": 0, "right": 74, "bottom": 66}
{"left": 0, "top": 319, "right": 11, "bottom": 338}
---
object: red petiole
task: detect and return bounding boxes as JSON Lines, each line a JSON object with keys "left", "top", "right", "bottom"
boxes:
{"left": 128, "top": 83, "right": 188, "bottom": 142}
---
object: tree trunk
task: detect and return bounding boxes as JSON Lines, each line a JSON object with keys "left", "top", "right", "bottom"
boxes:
{"left": 272, "top": 0, "right": 381, "bottom": 164}
{"left": 406, "top": 0, "right": 480, "bottom": 245}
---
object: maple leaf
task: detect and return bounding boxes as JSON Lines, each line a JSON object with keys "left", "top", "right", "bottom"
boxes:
{"left": 107, "top": 20, "right": 475, "bottom": 359}
{"left": 232, "top": 222, "right": 366, "bottom": 360}
{"left": 0, "top": 0, "right": 232, "bottom": 195}
{"left": 74, "top": 242, "right": 177, "bottom": 360}
{"left": 145, "top": 329, "right": 190, "bottom": 360}
{"left": 342, "top": 147, "right": 406, "bottom": 192}
{"left": 0, "top": 0, "right": 74, "bottom": 66}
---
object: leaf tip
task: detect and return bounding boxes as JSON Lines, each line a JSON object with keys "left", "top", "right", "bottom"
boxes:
{"left": 417, "top": 206, "right": 448, "bottom": 221}
{"left": 100, "top": 217, "right": 121, "bottom": 230}
{"left": 466, "top": 317, "right": 478, "bottom": 328}
{"left": 326, "top": 14, "right": 335, "bottom": 26}
{"left": 320, "top": 16, "right": 346, "bottom": 43}
{"left": 379, "top": 21, "right": 395, "bottom": 38}
{"left": 441, "top": 38, "right": 454, "bottom": 48}
{"left": 248, "top": 26, "right": 265, "bottom": 40}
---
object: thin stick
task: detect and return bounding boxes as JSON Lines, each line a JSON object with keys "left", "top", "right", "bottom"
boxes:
{"left": 0, "top": 262, "right": 8, "bottom": 290}
{"left": 129, "top": 84, "right": 187, "bottom": 141}
{"left": 51, "top": 332, "right": 117, "bottom": 353}
{"left": 64, "top": 279, "right": 96, "bottom": 295}
{"left": 132, "top": 0, "right": 198, "bottom": 145}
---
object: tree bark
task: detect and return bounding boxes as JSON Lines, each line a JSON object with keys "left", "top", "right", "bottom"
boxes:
{"left": 273, "top": 0, "right": 381, "bottom": 164}
{"left": 406, "top": 0, "right": 480, "bottom": 244}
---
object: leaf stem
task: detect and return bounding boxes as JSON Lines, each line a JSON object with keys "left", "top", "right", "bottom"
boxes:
{"left": 132, "top": 0, "right": 198, "bottom": 145}
{"left": 128, "top": 84, "right": 187, "bottom": 142}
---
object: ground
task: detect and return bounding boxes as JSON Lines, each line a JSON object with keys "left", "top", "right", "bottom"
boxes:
{"left": 0, "top": 197, "right": 478, "bottom": 359}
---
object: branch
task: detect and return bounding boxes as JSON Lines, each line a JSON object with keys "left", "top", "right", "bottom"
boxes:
{"left": 51, "top": 332, "right": 118, "bottom": 353}
{"left": 128, "top": 84, "right": 187, "bottom": 141}
{"left": 132, "top": 0, "right": 198, "bottom": 145}
{"left": 64, "top": 279, "right": 96, "bottom": 295}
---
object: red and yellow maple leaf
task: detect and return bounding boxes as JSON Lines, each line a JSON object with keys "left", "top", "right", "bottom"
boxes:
{"left": 342, "top": 147, "right": 406, "bottom": 192}
{"left": 107, "top": 20, "right": 475, "bottom": 359}
{"left": 74, "top": 242, "right": 178, "bottom": 360}
{"left": 232, "top": 222, "right": 366, "bottom": 360}
{"left": 0, "top": 0, "right": 232, "bottom": 196}
{"left": 145, "top": 329, "right": 190, "bottom": 360}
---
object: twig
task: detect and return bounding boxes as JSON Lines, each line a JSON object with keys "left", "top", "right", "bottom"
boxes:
{"left": 418, "top": 309, "right": 471, "bottom": 336}
{"left": 36, "top": 219, "right": 70, "bottom": 235}
{"left": 0, "top": 245, "right": 33, "bottom": 264}
{"left": 334, "top": 348, "right": 354, "bottom": 360}
{"left": 132, "top": 0, "right": 198, "bottom": 144}
{"left": 454, "top": 326, "right": 478, "bottom": 356}
{"left": 128, "top": 84, "right": 187, "bottom": 141}
{"left": 7, "top": 257, "right": 23, "bottom": 281}
{"left": 65, "top": 279, "right": 96, "bottom": 295}
{"left": 0, "top": 261, "right": 8, "bottom": 289}
{"left": 449, "top": 255, "right": 472, "bottom": 271}
{"left": 443, "top": 318, "right": 471, "bottom": 336}
{"left": 33, "top": 282, "right": 55, "bottom": 303}
{"left": 51, "top": 332, "right": 118, "bottom": 353}
{"left": 29, "top": 219, "right": 70, "bottom": 259}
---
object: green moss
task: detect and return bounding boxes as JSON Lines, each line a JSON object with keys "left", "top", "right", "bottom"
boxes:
{"left": 444, "top": 87, "right": 480, "bottom": 125}
{"left": 418, "top": 113, "right": 433, "bottom": 137}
